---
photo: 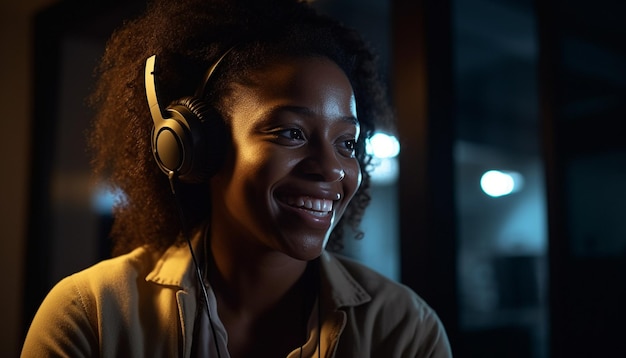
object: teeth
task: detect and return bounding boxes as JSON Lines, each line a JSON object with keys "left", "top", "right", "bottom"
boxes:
{"left": 285, "top": 196, "right": 333, "bottom": 212}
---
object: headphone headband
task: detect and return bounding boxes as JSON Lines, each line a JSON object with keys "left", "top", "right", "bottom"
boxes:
{"left": 195, "top": 46, "right": 237, "bottom": 98}
{"left": 145, "top": 55, "right": 165, "bottom": 129}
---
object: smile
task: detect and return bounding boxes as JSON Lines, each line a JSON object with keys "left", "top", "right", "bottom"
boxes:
{"left": 282, "top": 196, "right": 333, "bottom": 216}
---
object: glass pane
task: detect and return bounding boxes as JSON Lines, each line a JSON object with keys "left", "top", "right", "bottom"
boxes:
{"left": 567, "top": 152, "right": 626, "bottom": 257}
{"left": 453, "top": 0, "right": 549, "bottom": 357}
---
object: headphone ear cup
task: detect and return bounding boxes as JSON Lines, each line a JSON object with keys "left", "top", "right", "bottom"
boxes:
{"left": 151, "top": 96, "right": 226, "bottom": 183}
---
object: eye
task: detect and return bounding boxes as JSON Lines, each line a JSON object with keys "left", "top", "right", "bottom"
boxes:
{"left": 270, "top": 127, "right": 307, "bottom": 146}
{"left": 337, "top": 138, "right": 357, "bottom": 158}
{"left": 345, "top": 139, "right": 356, "bottom": 151}
{"left": 276, "top": 128, "right": 305, "bottom": 141}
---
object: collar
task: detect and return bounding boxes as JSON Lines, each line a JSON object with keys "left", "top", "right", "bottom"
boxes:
{"left": 145, "top": 231, "right": 204, "bottom": 291}
{"left": 319, "top": 251, "right": 372, "bottom": 309}
{"left": 145, "top": 235, "right": 372, "bottom": 309}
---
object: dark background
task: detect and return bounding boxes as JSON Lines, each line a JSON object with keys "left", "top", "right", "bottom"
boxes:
{"left": 2, "top": 0, "right": 625, "bottom": 356}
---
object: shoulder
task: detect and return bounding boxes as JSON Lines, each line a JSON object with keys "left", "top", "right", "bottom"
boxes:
{"left": 67, "top": 246, "right": 159, "bottom": 295}
{"left": 21, "top": 247, "right": 160, "bottom": 356}
{"left": 34, "top": 246, "right": 161, "bottom": 327}
{"left": 330, "top": 253, "right": 427, "bottom": 309}
{"left": 325, "top": 253, "right": 452, "bottom": 357}
{"left": 40, "top": 246, "right": 159, "bottom": 315}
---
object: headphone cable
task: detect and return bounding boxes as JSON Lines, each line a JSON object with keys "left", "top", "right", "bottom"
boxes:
{"left": 168, "top": 171, "right": 222, "bottom": 358}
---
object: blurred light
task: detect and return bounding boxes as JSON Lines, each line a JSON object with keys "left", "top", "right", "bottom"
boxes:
{"left": 370, "top": 157, "right": 399, "bottom": 185}
{"left": 480, "top": 170, "right": 524, "bottom": 197}
{"left": 92, "top": 185, "right": 126, "bottom": 214}
{"left": 367, "top": 132, "right": 400, "bottom": 159}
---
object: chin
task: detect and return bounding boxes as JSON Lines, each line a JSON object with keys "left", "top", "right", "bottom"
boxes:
{"left": 282, "top": 233, "right": 328, "bottom": 261}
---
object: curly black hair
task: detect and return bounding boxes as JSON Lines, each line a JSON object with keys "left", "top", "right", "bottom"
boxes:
{"left": 88, "top": 0, "right": 393, "bottom": 256}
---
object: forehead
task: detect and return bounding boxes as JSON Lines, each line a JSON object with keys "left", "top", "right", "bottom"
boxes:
{"left": 229, "top": 56, "right": 357, "bottom": 122}
{"left": 250, "top": 56, "right": 351, "bottom": 90}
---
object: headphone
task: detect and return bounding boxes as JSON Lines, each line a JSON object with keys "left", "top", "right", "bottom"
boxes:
{"left": 144, "top": 49, "right": 234, "bottom": 183}
{"left": 146, "top": 51, "right": 237, "bottom": 357}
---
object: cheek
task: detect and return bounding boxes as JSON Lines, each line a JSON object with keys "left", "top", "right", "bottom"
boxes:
{"left": 342, "top": 161, "right": 363, "bottom": 205}
{"left": 230, "top": 145, "right": 291, "bottom": 197}
{"left": 331, "top": 161, "right": 361, "bottom": 230}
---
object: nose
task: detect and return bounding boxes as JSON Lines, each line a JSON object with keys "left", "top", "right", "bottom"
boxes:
{"left": 300, "top": 142, "right": 345, "bottom": 182}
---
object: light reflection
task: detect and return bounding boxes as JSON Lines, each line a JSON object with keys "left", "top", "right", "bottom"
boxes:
{"left": 480, "top": 170, "right": 524, "bottom": 197}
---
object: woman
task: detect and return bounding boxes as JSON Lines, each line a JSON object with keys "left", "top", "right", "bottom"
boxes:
{"left": 22, "top": 0, "right": 452, "bottom": 357}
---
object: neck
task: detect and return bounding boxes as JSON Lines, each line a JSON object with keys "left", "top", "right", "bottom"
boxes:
{"left": 200, "top": 225, "right": 321, "bottom": 357}
{"left": 205, "top": 228, "right": 312, "bottom": 315}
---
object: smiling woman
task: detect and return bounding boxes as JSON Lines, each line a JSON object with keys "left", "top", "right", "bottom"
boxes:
{"left": 213, "top": 57, "right": 362, "bottom": 262}
{"left": 21, "top": 0, "right": 452, "bottom": 357}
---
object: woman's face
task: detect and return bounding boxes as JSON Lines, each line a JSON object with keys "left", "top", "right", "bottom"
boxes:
{"left": 210, "top": 56, "right": 361, "bottom": 261}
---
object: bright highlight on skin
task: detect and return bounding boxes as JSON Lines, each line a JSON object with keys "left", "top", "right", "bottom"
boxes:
{"left": 367, "top": 132, "right": 400, "bottom": 159}
{"left": 480, "top": 170, "right": 524, "bottom": 197}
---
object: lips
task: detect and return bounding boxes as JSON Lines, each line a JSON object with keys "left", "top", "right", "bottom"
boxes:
{"left": 276, "top": 194, "right": 337, "bottom": 225}
{"left": 284, "top": 196, "right": 333, "bottom": 213}
{"left": 274, "top": 185, "right": 344, "bottom": 232}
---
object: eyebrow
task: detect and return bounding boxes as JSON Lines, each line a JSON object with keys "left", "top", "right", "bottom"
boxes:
{"left": 260, "top": 105, "right": 359, "bottom": 125}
